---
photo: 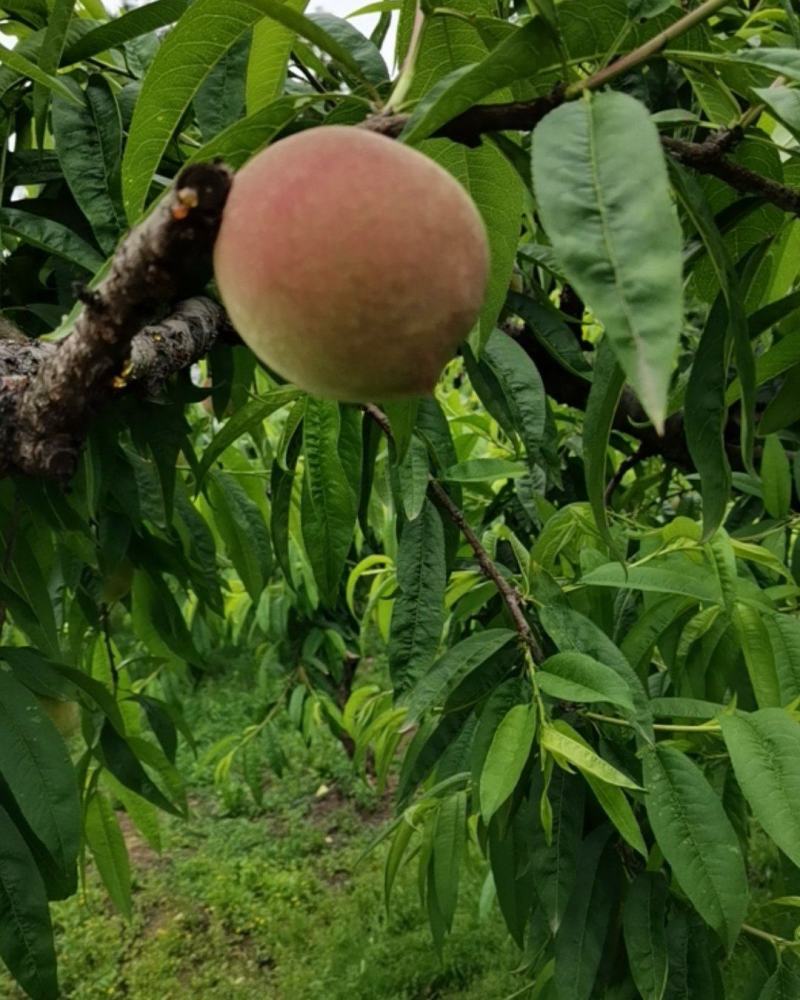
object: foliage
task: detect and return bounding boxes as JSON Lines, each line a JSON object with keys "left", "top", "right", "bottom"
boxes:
{"left": 4, "top": 0, "right": 800, "bottom": 997}
{"left": 0, "top": 665, "right": 523, "bottom": 999}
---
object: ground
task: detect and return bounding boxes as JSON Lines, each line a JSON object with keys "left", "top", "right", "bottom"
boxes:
{"left": 2, "top": 663, "right": 522, "bottom": 1000}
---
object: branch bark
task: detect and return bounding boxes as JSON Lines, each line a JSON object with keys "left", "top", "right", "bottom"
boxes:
{"left": 1, "top": 162, "right": 232, "bottom": 480}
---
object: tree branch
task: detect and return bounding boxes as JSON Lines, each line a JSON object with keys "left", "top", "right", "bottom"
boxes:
{"left": 365, "top": 103, "right": 800, "bottom": 216}
{"left": 0, "top": 295, "right": 232, "bottom": 479}
{"left": 1, "top": 162, "right": 232, "bottom": 480}
{"left": 364, "top": 403, "right": 543, "bottom": 661}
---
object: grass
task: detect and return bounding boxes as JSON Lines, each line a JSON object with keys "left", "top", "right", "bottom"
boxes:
{"left": 3, "top": 662, "right": 522, "bottom": 1000}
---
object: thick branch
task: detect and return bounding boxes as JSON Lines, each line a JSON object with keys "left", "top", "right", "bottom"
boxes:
{"left": 662, "top": 135, "right": 800, "bottom": 214}
{"left": 0, "top": 296, "right": 231, "bottom": 479}
{"left": 4, "top": 163, "right": 232, "bottom": 480}
{"left": 364, "top": 403, "right": 543, "bottom": 661}
{"left": 366, "top": 102, "right": 800, "bottom": 216}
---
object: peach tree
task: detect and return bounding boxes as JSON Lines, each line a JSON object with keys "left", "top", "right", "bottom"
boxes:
{"left": 2, "top": 0, "right": 800, "bottom": 997}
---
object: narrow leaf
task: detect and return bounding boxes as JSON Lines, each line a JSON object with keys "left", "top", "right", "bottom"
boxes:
{"left": 538, "top": 651, "right": 634, "bottom": 712}
{"left": 0, "top": 671, "right": 81, "bottom": 877}
{"left": 533, "top": 92, "right": 683, "bottom": 429}
{"left": 388, "top": 500, "right": 446, "bottom": 692}
{"left": 85, "top": 792, "right": 132, "bottom": 919}
{"left": 643, "top": 744, "right": 748, "bottom": 950}
{"left": 0, "top": 804, "right": 58, "bottom": 1000}
{"left": 624, "top": 872, "right": 670, "bottom": 1000}
{"left": 720, "top": 709, "right": 800, "bottom": 868}
{"left": 403, "top": 629, "right": 516, "bottom": 722}
{"left": 541, "top": 724, "right": 640, "bottom": 789}
{"left": 479, "top": 703, "right": 536, "bottom": 822}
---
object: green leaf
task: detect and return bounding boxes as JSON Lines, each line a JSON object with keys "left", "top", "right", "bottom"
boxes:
{"left": 207, "top": 470, "right": 272, "bottom": 601}
{"left": 761, "top": 435, "right": 792, "bottom": 519}
{"left": 422, "top": 141, "right": 523, "bottom": 348}
{"left": 757, "top": 962, "right": 800, "bottom": 1000}
{"left": 720, "top": 709, "right": 800, "bottom": 869}
{"left": 301, "top": 399, "right": 358, "bottom": 606}
{"left": 733, "top": 603, "right": 781, "bottom": 710}
{"left": 399, "top": 435, "right": 429, "bottom": 520}
{"left": 52, "top": 80, "right": 124, "bottom": 255}
{"left": 33, "top": 0, "right": 76, "bottom": 146}
{"left": 246, "top": 0, "right": 307, "bottom": 112}
{"left": 382, "top": 399, "right": 419, "bottom": 464}
{"left": 98, "top": 724, "right": 184, "bottom": 818}
{"left": 401, "top": 19, "right": 545, "bottom": 144}
{"left": 62, "top": 0, "right": 190, "bottom": 63}
{"left": 309, "top": 13, "right": 388, "bottom": 85}
{"left": 586, "top": 772, "right": 647, "bottom": 857}
{"left": 0, "top": 208, "right": 104, "bottom": 272}
{"left": 628, "top": 0, "right": 674, "bottom": 18}
{"left": 122, "top": 0, "right": 371, "bottom": 219}
{"left": 197, "top": 387, "right": 300, "bottom": 483}
{"left": 759, "top": 365, "right": 800, "bottom": 436}
{"left": 85, "top": 791, "right": 132, "bottom": 919}
{"left": 479, "top": 327, "right": 546, "bottom": 468}
{"left": 552, "top": 721, "right": 646, "bottom": 856}
{"left": 769, "top": 613, "right": 800, "bottom": 705}
{"left": 649, "top": 697, "right": 723, "bottom": 720}
{"left": 530, "top": 768, "right": 585, "bottom": 934}
{"left": 685, "top": 293, "right": 731, "bottom": 540}
{"left": 403, "top": 629, "right": 516, "bottom": 722}
{"left": 194, "top": 32, "right": 249, "bottom": 142}
{"left": 444, "top": 458, "right": 527, "bottom": 483}
{"left": 670, "top": 162, "right": 756, "bottom": 473}
{"left": 554, "top": 825, "right": 617, "bottom": 1000}
{"left": 731, "top": 47, "right": 800, "bottom": 80}
{"left": 583, "top": 340, "right": 625, "bottom": 549}
{"left": 643, "top": 744, "right": 748, "bottom": 950}
{"left": 532, "top": 91, "right": 683, "bottom": 430}
{"left": 0, "top": 804, "right": 58, "bottom": 1000}
{"left": 432, "top": 790, "right": 466, "bottom": 931}
{"left": 388, "top": 499, "right": 446, "bottom": 692}
{"left": 541, "top": 724, "right": 640, "bottom": 789}
{"left": 623, "top": 873, "right": 670, "bottom": 1000}
{"left": 537, "top": 651, "right": 634, "bottom": 712}
{"left": 479, "top": 703, "right": 536, "bottom": 823}
{"left": 753, "top": 85, "right": 800, "bottom": 143}
{"left": 0, "top": 39, "right": 81, "bottom": 105}
{"left": 131, "top": 571, "right": 202, "bottom": 669}
{"left": 582, "top": 561, "right": 721, "bottom": 604}
{"left": 384, "top": 815, "right": 415, "bottom": 909}
{"left": 0, "top": 671, "right": 80, "bottom": 878}
{"left": 621, "top": 595, "right": 696, "bottom": 673}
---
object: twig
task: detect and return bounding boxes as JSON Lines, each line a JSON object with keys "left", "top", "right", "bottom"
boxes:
{"left": 564, "top": 0, "right": 730, "bottom": 98}
{"left": 363, "top": 403, "right": 543, "bottom": 661}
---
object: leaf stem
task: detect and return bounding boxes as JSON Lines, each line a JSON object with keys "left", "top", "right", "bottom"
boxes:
{"left": 583, "top": 710, "right": 721, "bottom": 734}
{"left": 742, "top": 922, "right": 800, "bottom": 950}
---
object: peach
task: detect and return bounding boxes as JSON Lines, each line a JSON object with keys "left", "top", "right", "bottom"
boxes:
{"left": 213, "top": 126, "right": 489, "bottom": 401}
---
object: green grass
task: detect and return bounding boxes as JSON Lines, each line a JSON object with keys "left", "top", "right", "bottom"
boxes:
{"left": 3, "top": 666, "right": 522, "bottom": 1000}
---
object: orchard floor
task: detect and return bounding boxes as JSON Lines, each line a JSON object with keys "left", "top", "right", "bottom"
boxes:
{"left": 1, "top": 664, "right": 522, "bottom": 1000}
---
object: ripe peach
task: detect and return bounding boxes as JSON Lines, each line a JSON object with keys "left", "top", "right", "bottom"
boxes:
{"left": 213, "top": 126, "right": 489, "bottom": 401}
